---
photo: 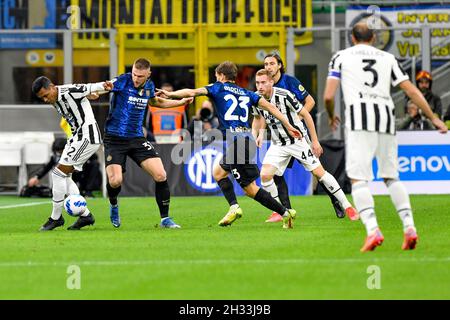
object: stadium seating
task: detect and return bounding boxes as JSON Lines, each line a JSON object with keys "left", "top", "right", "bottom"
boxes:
{"left": 0, "top": 132, "right": 54, "bottom": 194}
{"left": 23, "top": 132, "right": 54, "bottom": 165}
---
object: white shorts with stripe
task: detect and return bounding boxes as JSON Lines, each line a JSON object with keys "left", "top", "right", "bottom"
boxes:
{"left": 59, "top": 137, "right": 101, "bottom": 171}
{"left": 262, "top": 139, "right": 321, "bottom": 176}
{"left": 345, "top": 129, "right": 398, "bottom": 181}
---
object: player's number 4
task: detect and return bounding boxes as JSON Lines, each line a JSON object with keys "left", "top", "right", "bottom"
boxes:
{"left": 224, "top": 94, "right": 249, "bottom": 122}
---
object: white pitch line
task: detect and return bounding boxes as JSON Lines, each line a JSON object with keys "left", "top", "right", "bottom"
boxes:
{"left": 0, "top": 201, "right": 51, "bottom": 210}
{"left": 0, "top": 257, "right": 449, "bottom": 268}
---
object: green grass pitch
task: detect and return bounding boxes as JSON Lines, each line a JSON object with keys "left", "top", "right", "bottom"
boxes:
{"left": 0, "top": 194, "right": 449, "bottom": 299}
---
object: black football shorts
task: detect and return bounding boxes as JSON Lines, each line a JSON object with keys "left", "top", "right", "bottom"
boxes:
{"left": 104, "top": 134, "right": 159, "bottom": 171}
{"left": 220, "top": 136, "right": 259, "bottom": 188}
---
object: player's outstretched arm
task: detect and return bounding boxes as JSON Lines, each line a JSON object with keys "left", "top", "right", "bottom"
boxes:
{"left": 65, "top": 82, "right": 110, "bottom": 100}
{"left": 85, "top": 81, "right": 113, "bottom": 100}
{"left": 399, "top": 80, "right": 448, "bottom": 133}
{"left": 149, "top": 96, "right": 194, "bottom": 108}
{"left": 258, "top": 99, "right": 301, "bottom": 139}
{"left": 299, "top": 108, "right": 323, "bottom": 157}
{"left": 156, "top": 87, "right": 208, "bottom": 99}
{"left": 323, "top": 77, "right": 341, "bottom": 131}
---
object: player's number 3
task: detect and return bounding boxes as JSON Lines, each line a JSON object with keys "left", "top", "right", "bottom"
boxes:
{"left": 224, "top": 94, "right": 250, "bottom": 122}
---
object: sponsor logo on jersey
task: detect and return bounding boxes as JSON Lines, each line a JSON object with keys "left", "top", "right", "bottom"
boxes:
{"left": 127, "top": 96, "right": 148, "bottom": 109}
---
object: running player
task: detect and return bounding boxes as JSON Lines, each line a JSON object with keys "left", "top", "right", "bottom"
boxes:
{"left": 252, "top": 69, "right": 359, "bottom": 221}
{"left": 263, "top": 53, "right": 346, "bottom": 222}
{"left": 157, "top": 61, "right": 300, "bottom": 228}
{"left": 324, "top": 23, "right": 447, "bottom": 251}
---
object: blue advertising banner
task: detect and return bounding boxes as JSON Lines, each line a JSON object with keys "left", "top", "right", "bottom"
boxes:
{"left": 374, "top": 145, "right": 450, "bottom": 181}
{"left": 184, "top": 142, "right": 311, "bottom": 196}
{"left": 370, "top": 131, "right": 450, "bottom": 194}
{"left": 0, "top": 0, "right": 57, "bottom": 48}
{"left": 122, "top": 141, "right": 312, "bottom": 197}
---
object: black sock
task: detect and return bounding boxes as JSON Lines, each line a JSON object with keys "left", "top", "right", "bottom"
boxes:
{"left": 254, "top": 188, "right": 287, "bottom": 215}
{"left": 155, "top": 180, "right": 170, "bottom": 219}
{"left": 318, "top": 180, "right": 339, "bottom": 204}
{"left": 274, "top": 175, "right": 291, "bottom": 209}
{"left": 217, "top": 178, "right": 238, "bottom": 206}
{"left": 107, "top": 183, "right": 121, "bottom": 206}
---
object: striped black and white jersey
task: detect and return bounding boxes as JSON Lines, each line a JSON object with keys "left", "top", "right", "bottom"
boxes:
{"left": 328, "top": 44, "right": 409, "bottom": 135}
{"left": 253, "top": 87, "right": 307, "bottom": 146}
{"left": 54, "top": 83, "right": 104, "bottom": 144}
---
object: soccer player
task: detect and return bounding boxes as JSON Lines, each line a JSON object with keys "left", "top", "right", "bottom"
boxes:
{"left": 101, "top": 58, "right": 193, "bottom": 229}
{"left": 263, "top": 53, "right": 346, "bottom": 222}
{"left": 157, "top": 61, "right": 300, "bottom": 228}
{"left": 324, "top": 23, "right": 448, "bottom": 251}
{"left": 252, "top": 69, "right": 359, "bottom": 222}
{"left": 31, "top": 76, "right": 105, "bottom": 231}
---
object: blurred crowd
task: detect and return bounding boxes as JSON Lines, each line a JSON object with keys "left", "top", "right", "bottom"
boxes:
{"left": 398, "top": 70, "right": 450, "bottom": 131}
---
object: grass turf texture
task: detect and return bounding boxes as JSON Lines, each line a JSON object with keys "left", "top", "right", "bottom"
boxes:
{"left": 0, "top": 195, "right": 449, "bottom": 299}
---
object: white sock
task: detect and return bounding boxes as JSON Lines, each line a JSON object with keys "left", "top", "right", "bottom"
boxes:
{"left": 230, "top": 204, "right": 240, "bottom": 210}
{"left": 67, "top": 175, "right": 90, "bottom": 217}
{"left": 81, "top": 208, "right": 91, "bottom": 217}
{"left": 386, "top": 180, "right": 414, "bottom": 231}
{"left": 352, "top": 181, "right": 378, "bottom": 235}
{"left": 319, "top": 171, "right": 352, "bottom": 209}
{"left": 261, "top": 179, "right": 281, "bottom": 203}
{"left": 282, "top": 210, "right": 291, "bottom": 217}
{"left": 51, "top": 168, "right": 67, "bottom": 220}
{"left": 66, "top": 175, "right": 80, "bottom": 195}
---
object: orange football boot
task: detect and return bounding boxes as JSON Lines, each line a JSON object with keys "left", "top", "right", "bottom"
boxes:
{"left": 265, "top": 212, "right": 283, "bottom": 223}
{"left": 360, "top": 228, "right": 384, "bottom": 252}
{"left": 402, "top": 227, "right": 418, "bottom": 250}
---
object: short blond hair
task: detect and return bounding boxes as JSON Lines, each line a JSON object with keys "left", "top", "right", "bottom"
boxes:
{"left": 255, "top": 69, "right": 273, "bottom": 79}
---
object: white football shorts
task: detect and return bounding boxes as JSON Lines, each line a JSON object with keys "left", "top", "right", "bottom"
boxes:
{"left": 262, "top": 139, "right": 321, "bottom": 176}
{"left": 345, "top": 129, "right": 398, "bottom": 181}
{"left": 59, "top": 137, "right": 101, "bottom": 171}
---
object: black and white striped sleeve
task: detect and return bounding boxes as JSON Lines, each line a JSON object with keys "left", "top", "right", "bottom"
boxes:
{"left": 286, "top": 92, "right": 303, "bottom": 113}
{"left": 328, "top": 51, "right": 343, "bottom": 80}
{"left": 391, "top": 57, "right": 409, "bottom": 87}
{"left": 251, "top": 105, "right": 261, "bottom": 116}
{"left": 65, "top": 83, "right": 105, "bottom": 99}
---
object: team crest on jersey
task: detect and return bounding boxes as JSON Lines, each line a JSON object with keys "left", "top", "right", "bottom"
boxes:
{"left": 139, "top": 89, "right": 144, "bottom": 96}
{"left": 146, "top": 90, "right": 150, "bottom": 96}
{"left": 107, "top": 155, "right": 112, "bottom": 161}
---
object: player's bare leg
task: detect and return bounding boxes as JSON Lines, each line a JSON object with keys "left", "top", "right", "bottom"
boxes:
{"left": 311, "top": 165, "right": 359, "bottom": 221}
{"left": 384, "top": 178, "right": 418, "bottom": 250}
{"left": 106, "top": 164, "right": 123, "bottom": 228}
{"left": 351, "top": 179, "right": 384, "bottom": 252}
{"left": 260, "top": 164, "right": 283, "bottom": 223}
{"left": 141, "top": 158, "right": 179, "bottom": 228}
{"left": 214, "top": 164, "right": 242, "bottom": 226}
